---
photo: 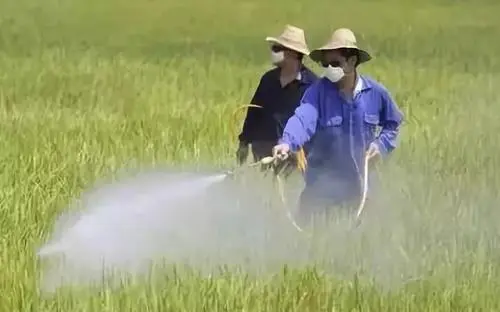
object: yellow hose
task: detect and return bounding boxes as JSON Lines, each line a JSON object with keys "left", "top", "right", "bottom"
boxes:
{"left": 355, "top": 152, "right": 370, "bottom": 223}
{"left": 249, "top": 151, "right": 370, "bottom": 233}
{"left": 244, "top": 155, "right": 309, "bottom": 234}
{"left": 275, "top": 174, "right": 308, "bottom": 234}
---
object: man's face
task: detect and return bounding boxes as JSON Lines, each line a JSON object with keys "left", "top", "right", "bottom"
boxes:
{"left": 270, "top": 44, "right": 298, "bottom": 65}
{"left": 320, "top": 49, "right": 357, "bottom": 74}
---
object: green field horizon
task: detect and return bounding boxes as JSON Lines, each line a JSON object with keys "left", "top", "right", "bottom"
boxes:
{"left": 1, "top": 0, "right": 500, "bottom": 310}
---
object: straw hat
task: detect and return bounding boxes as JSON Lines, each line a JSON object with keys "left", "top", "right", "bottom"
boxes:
{"left": 309, "top": 28, "right": 372, "bottom": 64}
{"left": 265, "top": 25, "right": 310, "bottom": 55}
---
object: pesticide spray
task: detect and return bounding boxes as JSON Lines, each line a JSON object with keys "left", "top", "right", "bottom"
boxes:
{"left": 37, "top": 170, "right": 227, "bottom": 290}
{"left": 36, "top": 160, "right": 312, "bottom": 294}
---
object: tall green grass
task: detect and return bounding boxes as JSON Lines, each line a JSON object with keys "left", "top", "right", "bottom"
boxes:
{"left": 1, "top": 0, "right": 500, "bottom": 310}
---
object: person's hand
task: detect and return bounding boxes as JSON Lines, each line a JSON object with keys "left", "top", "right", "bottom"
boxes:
{"left": 366, "top": 142, "right": 380, "bottom": 160}
{"left": 272, "top": 143, "right": 290, "bottom": 161}
{"left": 236, "top": 142, "right": 249, "bottom": 165}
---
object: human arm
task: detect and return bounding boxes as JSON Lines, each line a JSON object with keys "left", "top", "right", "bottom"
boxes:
{"left": 238, "top": 76, "right": 266, "bottom": 145}
{"left": 371, "top": 88, "right": 404, "bottom": 158}
{"left": 277, "top": 83, "right": 320, "bottom": 153}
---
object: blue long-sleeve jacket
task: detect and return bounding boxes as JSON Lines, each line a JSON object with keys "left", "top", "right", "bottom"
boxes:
{"left": 278, "top": 75, "right": 404, "bottom": 191}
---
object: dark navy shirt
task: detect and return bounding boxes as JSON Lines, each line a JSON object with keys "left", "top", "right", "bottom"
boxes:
{"left": 238, "top": 65, "right": 318, "bottom": 144}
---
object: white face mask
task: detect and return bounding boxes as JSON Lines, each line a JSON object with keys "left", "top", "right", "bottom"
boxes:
{"left": 323, "top": 65, "right": 345, "bottom": 83}
{"left": 271, "top": 51, "right": 285, "bottom": 65}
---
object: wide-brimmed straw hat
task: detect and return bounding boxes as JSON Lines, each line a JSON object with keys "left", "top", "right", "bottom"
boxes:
{"left": 309, "top": 28, "right": 372, "bottom": 64}
{"left": 265, "top": 25, "right": 310, "bottom": 55}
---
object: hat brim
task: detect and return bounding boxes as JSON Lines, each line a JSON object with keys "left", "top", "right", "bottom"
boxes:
{"left": 310, "top": 46, "right": 372, "bottom": 64}
{"left": 265, "top": 37, "right": 310, "bottom": 55}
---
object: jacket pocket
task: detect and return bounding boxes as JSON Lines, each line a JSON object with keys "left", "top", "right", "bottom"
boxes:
{"left": 325, "top": 116, "right": 343, "bottom": 127}
{"left": 363, "top": 113, "right": 379, "bottom": 144}
{"left": 363, "top": 113, "right": 379, "bottom": 125}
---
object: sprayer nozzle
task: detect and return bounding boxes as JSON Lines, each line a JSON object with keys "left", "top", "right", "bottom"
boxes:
{"left": 260, "top": 156, "right": 275, "bottom": 165}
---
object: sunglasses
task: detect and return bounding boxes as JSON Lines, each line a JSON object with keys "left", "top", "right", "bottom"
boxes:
{"left": 271, "top": 45, "right": 287, "bottom": 53}
{"left": 321, "top": 60, "right": 343, "bottom": 68}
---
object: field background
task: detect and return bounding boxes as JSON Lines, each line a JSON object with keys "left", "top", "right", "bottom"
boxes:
{"left": 1, "top": 0, "right": 500, "bottom": 310}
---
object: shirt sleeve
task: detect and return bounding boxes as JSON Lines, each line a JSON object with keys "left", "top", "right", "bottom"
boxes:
{"left": 374, "top": 88, "right": 404, "bottom": 157}
{"left": 238, "top": 76, "right": 266, "bottom": 144}
{"left": 278, "top": 83, "right": 319, "bottom": 152}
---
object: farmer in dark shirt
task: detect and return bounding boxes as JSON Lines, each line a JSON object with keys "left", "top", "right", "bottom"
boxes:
{"left": 237, "top": 25, "right": 318, "bottom": 175}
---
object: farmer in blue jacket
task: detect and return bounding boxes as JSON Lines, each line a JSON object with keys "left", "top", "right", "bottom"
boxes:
{"left": 272, "top": 28, "right": 404, "bottom": 224}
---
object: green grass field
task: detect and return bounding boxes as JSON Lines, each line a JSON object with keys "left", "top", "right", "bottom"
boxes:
{"left": 2, "top": 0, "right": 500, "bottom": 310}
